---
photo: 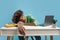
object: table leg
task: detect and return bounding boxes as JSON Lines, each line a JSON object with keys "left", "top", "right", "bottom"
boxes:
{"left": 45, "top": 36, "right": 48, "bottom": 40}
{"left": 11, "top": 36, "right": 14, "bottom": 40}
{"left": 7, "top": 36, "right": 14, "bottom": 40}
{"left": 7, "top": 36, "right": 10, "bottom": 40}
{"left": 50, "top": 36, "right": 53, "bottom": 40}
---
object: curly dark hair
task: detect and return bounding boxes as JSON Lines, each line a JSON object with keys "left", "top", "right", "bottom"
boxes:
{"left": 12, "top": 10, "right": 23, "bottom": 23}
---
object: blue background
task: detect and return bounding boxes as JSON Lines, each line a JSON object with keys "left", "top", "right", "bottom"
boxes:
{"left": 0, "top": 0, "right": 60, "bottom": 40}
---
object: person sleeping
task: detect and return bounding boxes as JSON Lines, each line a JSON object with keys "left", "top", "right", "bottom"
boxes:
{"left": 12, "top": 10, "right": 41, "bottom": 40}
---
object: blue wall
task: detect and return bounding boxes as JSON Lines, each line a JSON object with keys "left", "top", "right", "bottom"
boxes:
{"left": 0, "top": 0, "right": 60, "bottom": 40}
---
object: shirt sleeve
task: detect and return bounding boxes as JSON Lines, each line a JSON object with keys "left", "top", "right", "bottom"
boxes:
{"left": 17, "top": 21, "right": 24, "bottom": 30}
{"left": 31, "top": 18, "right": 39, "bottom": 26}
{"left": 33, "top": 20, "right": 39, "bottom": 26}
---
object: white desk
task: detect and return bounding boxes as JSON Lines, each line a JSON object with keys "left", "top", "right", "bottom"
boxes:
{"left": 0, "top": 25, "right": 60, "bottom": 36}
{"left": 0, "top": 25, "right": 60, "bottom": 40}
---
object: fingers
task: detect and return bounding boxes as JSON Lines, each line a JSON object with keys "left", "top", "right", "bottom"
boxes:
{"left": 19, "top": 28, "right": 26, "bottom": 35}
{"left": 21, "top": 28, "right": 25, "bottom": 35}
{"left": 23, "top": 27, "right": 25, "bottom": 30}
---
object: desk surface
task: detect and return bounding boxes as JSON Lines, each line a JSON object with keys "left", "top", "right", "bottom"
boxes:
{"left": 0, "top": 25, "right": 60, "bottom": 36}
{"left": 0, "top": 25, "right": 60, "bottom": 29}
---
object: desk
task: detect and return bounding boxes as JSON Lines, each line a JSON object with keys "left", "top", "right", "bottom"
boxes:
{"left": 0, "top": 25, "right": 60, "bottom": 40}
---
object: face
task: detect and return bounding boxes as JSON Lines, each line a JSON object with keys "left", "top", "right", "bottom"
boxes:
{"left": 20, "top": 16, "right": 26, "bottom": 22}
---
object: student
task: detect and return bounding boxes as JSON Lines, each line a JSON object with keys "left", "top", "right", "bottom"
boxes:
{"left": 12, "top": 10, "right": 25, "bottom": 40}
{"left": 12, "top": 10, "right": 41, "bottom": 40}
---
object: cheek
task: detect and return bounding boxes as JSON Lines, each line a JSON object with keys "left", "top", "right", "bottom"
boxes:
{"left": 20, "top": 17, "right": 25, "bottom": 21}
{"left": 22, "top": 17, "right": 26, "bottom": 20}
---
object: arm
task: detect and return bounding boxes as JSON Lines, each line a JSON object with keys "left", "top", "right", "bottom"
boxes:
{"left": 18, "top": 21, "right": 25, "bottom": 35}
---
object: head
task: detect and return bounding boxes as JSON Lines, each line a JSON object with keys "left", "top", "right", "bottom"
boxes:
{"left": 12, "top": 10, "right": 26, "bottom": 23}
{"left": 20, "top": 16, "right": 26, "bottom": 22}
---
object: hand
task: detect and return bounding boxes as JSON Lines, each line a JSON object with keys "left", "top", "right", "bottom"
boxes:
{"left": 18, "top": 21, "right": 25, "bottom": 35}
{"left": 19, "top": 27, "right": 26, "bottom": 35}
